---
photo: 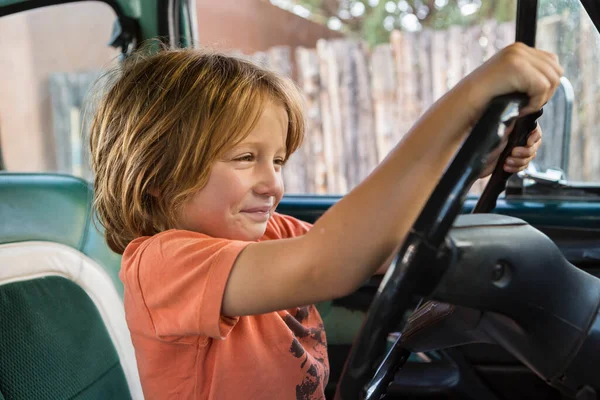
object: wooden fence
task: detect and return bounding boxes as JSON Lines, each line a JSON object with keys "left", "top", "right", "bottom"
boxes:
{"left": 234, "top": 21, "right": 516, "bottom": 194}
{"left": 51, "top": 15, "right": 600, "bottom": 194}
{"left": 239, "top": 16, "right": 600, "bottom": 194}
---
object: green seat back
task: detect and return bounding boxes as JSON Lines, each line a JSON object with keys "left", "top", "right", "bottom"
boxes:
{"left": 0, "top": 173, "right": 142, "bottom": 399}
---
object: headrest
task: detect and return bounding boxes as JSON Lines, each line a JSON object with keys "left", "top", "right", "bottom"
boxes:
{"left": 0, "top": 173, "right": 123, "bottom": 294}
{"left": 0, "top": 173, "right": 91, "bottom": 248}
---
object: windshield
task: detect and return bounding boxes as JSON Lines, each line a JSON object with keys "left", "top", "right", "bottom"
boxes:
{"left": 535, "top": 0, "right": 600, "bottom": 183}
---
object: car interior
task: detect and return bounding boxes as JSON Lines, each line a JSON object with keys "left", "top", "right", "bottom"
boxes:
{"left": 2, "top": 1, "right": 600, "bottom": 399}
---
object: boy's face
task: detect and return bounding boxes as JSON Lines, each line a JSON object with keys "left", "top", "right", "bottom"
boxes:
{"left": 176, "top": 101, "right": 287, "bottom": 241}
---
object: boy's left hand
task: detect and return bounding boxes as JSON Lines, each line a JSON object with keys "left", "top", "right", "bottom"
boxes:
{"left": 480, "top": 125, "right": 543, "bottom": 178}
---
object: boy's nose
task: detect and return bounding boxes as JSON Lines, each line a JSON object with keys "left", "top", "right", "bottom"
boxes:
{"left": 254, "top": 163, "right": 282, "bottom": 197}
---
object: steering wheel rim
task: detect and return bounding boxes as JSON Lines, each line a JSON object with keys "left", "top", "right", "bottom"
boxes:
{"left": 333, "top": 94, "right": 529, "bottom": 400}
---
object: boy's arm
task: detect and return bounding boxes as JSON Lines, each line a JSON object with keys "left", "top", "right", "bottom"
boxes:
{"left": 373, "top": 243, "right": 402, "bottom": 276}
{"left": 222, "top": 44, "right": 562, "bottom": 317}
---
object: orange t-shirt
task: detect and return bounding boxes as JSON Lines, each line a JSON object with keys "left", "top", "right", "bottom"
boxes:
{"left": 120, "top": 213, "right": 329, "bottom": 400}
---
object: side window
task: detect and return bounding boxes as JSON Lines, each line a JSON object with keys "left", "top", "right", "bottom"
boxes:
{"left": 266, "top": 1, "right": 518, "bottom": 195}
{"left": 536, "top": 0, "right": 600, "bottom": 182}
{"left": 0, "top": 2, "right": 120, "bottom": 180}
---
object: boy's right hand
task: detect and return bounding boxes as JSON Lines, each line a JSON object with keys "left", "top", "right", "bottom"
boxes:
{"left": 465, "top": 43, "right": 563, "bottom": 119}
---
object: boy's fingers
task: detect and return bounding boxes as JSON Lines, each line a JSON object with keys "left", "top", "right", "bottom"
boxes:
{"left": 538, "top": 49, "right": 564, "bottom": 77}
{"left": 521, "top": 83, "right": 553, "bottom": 116}
{"left": 511, "top": 142, "right": 538, "bottom": 158}
{"left": 518, "top": 53, "right": 561, "bottom": 115}
{"left": 506, "top": 152, "right": 536, "bottom": 168}
{"left": 528, "top": 48, "right": 563, "bottom": 88}
{"left": 527, "top": 127, "right": 542, "bottom": 146}
{"left": 504, "top": 154, "right": 536, "bottom": 172}
{"left": 529, "top": 54, "right": 562, "bottom": 92}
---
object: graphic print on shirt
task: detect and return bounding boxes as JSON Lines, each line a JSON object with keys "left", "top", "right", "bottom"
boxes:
{"left": 283, "top": 306, "right": 329, "bottom": 400}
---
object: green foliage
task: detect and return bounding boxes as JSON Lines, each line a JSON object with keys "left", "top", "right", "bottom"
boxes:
{"left": 361, "top": 1, "right": 391, "bottom": 45}
{"left": 287, "top": 0, "right": 517, "bottom": 46}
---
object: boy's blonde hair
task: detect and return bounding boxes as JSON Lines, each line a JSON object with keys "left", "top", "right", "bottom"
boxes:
{"left": 89, "top": 47, "right": 305, "bottom": 254}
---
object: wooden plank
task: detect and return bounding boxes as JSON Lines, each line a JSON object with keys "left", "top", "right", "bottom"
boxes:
{"left": 494, "top": 21, "right": 515, "bottom": 52}
{"left": 250, "top": 51, "right": 270, "bottom": 69}
{"left": 431, "top": 30, "right": 447, "bottom": 102}
{"left": 418, "top": 29, "right": 433, "bottom": 110}
{"left": 371, "top": 43, "right": 397, "bottom": 161}
{"left": 353, "top": 41, "right": 378, "bottom": 182}
{"left": 268, "top": 46, "right": 293, "bottom": 77}
{"left": 317, "top": 39, "right": 347, "bottom": 193}
{"left": 464, "top": 24, "right": 484, "bottom": 76}
{"left": 320, "top": 39, "right": 379, "bottom": 191}
{"left": 296, "top": 46, "right": 327, "bottom": 193}
{"left": 334, "top": 40, "right": 359, "bottom": 189}
{"left": 446, "top": 26, "right": 463, "bottom": 90}
{"left": 390, "top": 30, "right": 420, "bottom": 141}
{"left": 264, "top": 46, "right": 307, "bottom": 193}
{"left": 482, "top": 19, "right": 497, "bottom": 61}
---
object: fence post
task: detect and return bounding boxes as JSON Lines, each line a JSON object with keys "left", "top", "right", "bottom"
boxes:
{"left": 431, "top": 30, "right": 447, "bottom": 103}
{"left": 267, "top": 46, "right": 307, "bottom": 193}
{"left": 317, "top": 39, "right": 348, "bottom": 193}
{"left": 390, "top": 30, "right": 420, "bottom": 141}
{"left": 447, "top": 25, "right": 463, "bottom": 90}
{"left": 418, "top": 29, "right": 433, "bottom": 111}
{"left": 296, "top": 46, "right": 327, "bottom": 193}
{"left": 371, "top": 43, "right": 397, "bottom": 161}
{"left": 352, "top": 41, "right": 378, "bottom": 184}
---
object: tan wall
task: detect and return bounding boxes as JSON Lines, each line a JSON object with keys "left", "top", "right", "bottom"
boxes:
{"left": 0, "top": 0, "right": 341, "bottom": 172}
{"left": 0, "top": 3, "right": 119, "bottom": 172}
{"left": 196, "top": 0, "right": 342, "bottom": 53}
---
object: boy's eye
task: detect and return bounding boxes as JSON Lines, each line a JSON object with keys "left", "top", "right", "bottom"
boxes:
{"left": 234, "top": 154, "right": 254, "bottom": 162}
{"left": 274, "top": 158, "right": 285, "bottom": 166}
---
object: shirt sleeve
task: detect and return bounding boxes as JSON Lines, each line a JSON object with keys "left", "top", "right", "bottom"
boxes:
{"left": 135, "top": 230, "right": 250, "bottom": 340}
{"left": 266, "top": 213, "right": 313, "bottom": 239}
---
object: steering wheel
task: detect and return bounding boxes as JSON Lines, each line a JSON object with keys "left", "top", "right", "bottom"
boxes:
{"left": 333, "top": 94, "right": 600, "bottom": 400}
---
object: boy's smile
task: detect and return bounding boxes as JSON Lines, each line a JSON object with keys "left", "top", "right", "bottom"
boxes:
{"left": 176, "top": 101, "right": 288, "bottom": 241}
{"left": 239, "top": 205, "right": 273, "bottom": 222}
